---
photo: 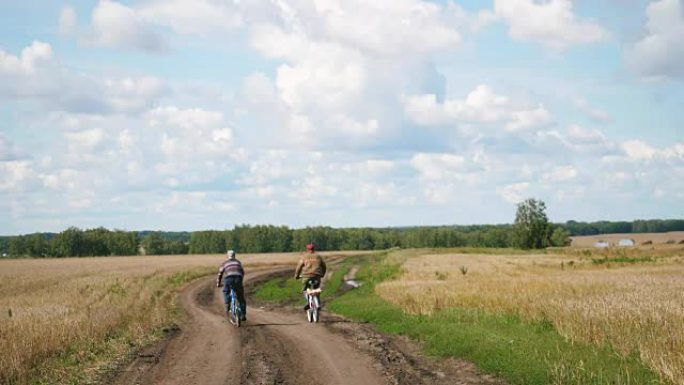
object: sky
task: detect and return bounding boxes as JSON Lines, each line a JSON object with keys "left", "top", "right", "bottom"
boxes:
{"left": 0, "top": 0, "right": 683, "bottom": 234}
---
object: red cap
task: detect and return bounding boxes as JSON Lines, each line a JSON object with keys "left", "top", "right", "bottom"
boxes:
{"left": 306, "top": 243, "right": 315, "bottom": 251}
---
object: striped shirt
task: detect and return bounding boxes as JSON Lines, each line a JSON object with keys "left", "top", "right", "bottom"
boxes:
{"left": 217, "top": 259, "right": 244, "bottom": 286}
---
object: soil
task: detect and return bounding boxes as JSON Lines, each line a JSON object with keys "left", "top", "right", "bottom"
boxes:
{"left": 108, "top": 268, "right": 506, "bottom": 385}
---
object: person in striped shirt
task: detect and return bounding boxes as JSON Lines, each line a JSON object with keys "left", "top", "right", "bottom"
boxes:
{"left": 216, "top": 250, "right": 246, "bottom": 321}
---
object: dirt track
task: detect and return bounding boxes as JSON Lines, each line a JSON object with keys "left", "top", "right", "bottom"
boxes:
{"left": 111, "top": 269, "right": 505, "bottom": 385}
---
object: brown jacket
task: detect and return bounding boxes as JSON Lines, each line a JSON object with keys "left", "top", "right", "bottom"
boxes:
{"left": 294, "top": 252, "right": 327, "bottom": 279}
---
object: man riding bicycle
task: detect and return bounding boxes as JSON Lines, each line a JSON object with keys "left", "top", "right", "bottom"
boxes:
{"left": 217, "top": 250, "right": 246, "bottom": 321}
{"left": 294, "top": 243, "right": 327, "bottom": 310}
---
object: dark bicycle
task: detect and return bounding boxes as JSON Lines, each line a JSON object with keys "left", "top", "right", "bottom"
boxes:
{"left": 227, "top": 286, "right": 243, "bottom": 327}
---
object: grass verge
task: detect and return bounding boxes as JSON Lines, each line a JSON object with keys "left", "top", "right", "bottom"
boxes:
{"left": 252, "top": 256, "right": 361, "bottom": 304}
{"left": 325, "top": 251, "right": 663, "bottom": 385}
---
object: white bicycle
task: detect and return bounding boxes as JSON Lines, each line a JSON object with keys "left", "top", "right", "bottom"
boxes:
{"left": 304, "top": 279, "right": 322, "bottom": 323}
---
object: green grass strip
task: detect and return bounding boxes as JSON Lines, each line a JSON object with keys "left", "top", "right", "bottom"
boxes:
{"left": 328, "top": 253, "right": 663, "bottom": 385}
{"left": 252, "top": 256, "right": 361, "bottom": 304}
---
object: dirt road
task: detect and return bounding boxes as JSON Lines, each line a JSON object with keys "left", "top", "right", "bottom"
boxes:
{"left": 111, "top": 269, "right": 504, "bottom": 385}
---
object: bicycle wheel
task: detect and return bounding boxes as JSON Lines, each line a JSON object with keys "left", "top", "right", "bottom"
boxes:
{"left": 306, "top": 295, "right": 314, "bottom": 323}
{"left": 234, "top": 310, "right": 241, "bottom": 327}
{"left": 314, "top": 295, "right": 320, "bottom": 323}
{"left": 230, "top": 289, "right": 240, "bottom": 327}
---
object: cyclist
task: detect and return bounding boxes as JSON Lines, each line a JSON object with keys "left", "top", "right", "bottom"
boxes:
{"left": 294, "top": 243, "right": 327, "bottom": 310}
{"left": 216, "top": 250, "right": 246, "bottom": 321}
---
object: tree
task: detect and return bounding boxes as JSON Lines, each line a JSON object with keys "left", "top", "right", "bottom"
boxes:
{"left": 142, "top": 233, "right": 165, "bottom": 255}
{"left": 50, "top": 227, "right": 85, "bottom": 257}
{"left": 512, "top": 198, "right": 551, "bottom": 249}
{"left": 550, "top": 227, "right": 571, "bottom": 247}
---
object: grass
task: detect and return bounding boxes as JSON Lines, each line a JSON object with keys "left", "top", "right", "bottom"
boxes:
{"left": 591, "top": 255, "right": 655, "bottom": 265}
{"left": 252, "top": 255, "right": 362, "bottom": 304}
{"left": 252, "top": 250, "right": 662, "bottom": 383}
{"left": 374, "top": 249, "right": 683, "bottom": 384}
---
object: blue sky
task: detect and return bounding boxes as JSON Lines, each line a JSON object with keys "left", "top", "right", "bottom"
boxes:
{"left": 1, "top": 0, "right": 683, "bottom": 234}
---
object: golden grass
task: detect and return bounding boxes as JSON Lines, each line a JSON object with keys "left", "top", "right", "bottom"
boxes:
{"left": 0, "top": 251, "right": 350, "bottom": 384}
{"left": 377, "top": 248, "right": 684, "bottom": 385}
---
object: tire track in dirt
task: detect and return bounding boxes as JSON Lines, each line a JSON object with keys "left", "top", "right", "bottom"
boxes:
{"left": 111, "top": 266, "right": 506, "bottom": 385}
{"left": 111, "top": 269, "right": 385, "bottom": 385}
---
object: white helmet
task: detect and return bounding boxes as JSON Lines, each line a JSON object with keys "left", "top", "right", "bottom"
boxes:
{"left": 226, "top": 250, "right": 236, "bottom": 259}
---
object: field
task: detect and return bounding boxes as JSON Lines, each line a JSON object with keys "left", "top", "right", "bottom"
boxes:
{"left": 376, "top": 247, "right": 684, "bottom": 384}
{"left": 0, "top": 252, "right": 356, "bottom": 385}
{"left": 571, "top": 231, "right": 684, "bottom": 247}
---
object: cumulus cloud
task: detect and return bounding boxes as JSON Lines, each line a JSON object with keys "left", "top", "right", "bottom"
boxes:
{"left": 146, "top": 106, "right": 238, "bottom": 162}
{"left": 0, "top": 41, "right": 52, "bottom": 75}
{"left": 0, "top": 41, "right": 170, "bottom": 114}
{"left": 626, "top": 0, "right": 684, "bottom": 79}
{"left": 137, "top": 0, "right": 242, "bottom": 37}
{"left": 411, "top": 153, "right": 467, "bottom": 181}
{"left": 493, "top": 0, "right": 609, "bottom": 50}
{"left": 0, "top": 161, "right": 36, "bottom": 192}
{"left": 404, "top": 85, "right": 553, "bottom": 132}
{"left": 87, "top": 0, "right": 167, "bottom": 52}
{"left": 506, "top": 105, "right": 553, "bottom": 132}
{"left": 622, "top": 140, "right": 658, "bottom": 160}
{"left": 65, "top": 128, "right": 106, "bottom": 150}
{"left": 236, "top": 0, "right": 480, "bottom": 149}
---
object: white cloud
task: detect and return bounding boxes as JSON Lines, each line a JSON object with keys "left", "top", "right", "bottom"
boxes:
{"left": 411, "top": 153, "right": 467, "bottom": 181}
{"left": 404, "top": 85, "right": 553, "bottom": 132}
{"left": 573, "top": 98, "right": 612, "bottom": 123}
{"left": 138, "top": 0, "right": 242, "bottom": 37}
{"left": 497, "top": 182, "right": 530, "bottom": 203}
{"left": 65, "top": 128, "right": 106, "bottom": 150}
{"left": 88, "top": 0, "right": 167, "bottom": 52}
{"left": 493, "top": 0, "right": 609, "bottom": 50}
{"left": 566, "top": 124, "right": 607, "bottom": 144}
{"left": 146, "top": 106, "right": 223, "bottom": 130}
{"left": 0, "top": 161, "right": 35, "bottom": 192}
{"left": 404, "top": 85, "right": 509, "bottom": 125}
{"left": 0, "top": 41, "right": 170, "bottom": 114}
{"left": 542, "top": 166, "right": 578, "bottom": 182}
{"left": 59, "top": 6, "right": 77, "bottom": 36}
{"left": 303, "top": 0, "right": 462, "bottom": 56}
{"left": 364, "top": 160, "right": 395, "bottom": 174}
{"left": 146, "top": 106, "right": 236, "bottom": 160}
{"left": 0, "top": 41, "right": 52, "bottom": 75}
{"left": 239, "top": 0, "right": 478, "bottom": 148}
{"left": 622, "top": 140, "right": 658, "bottom": 160}
{"left": 506, "top": 105, "right": 552, "bottom": 132}
{"left": 626, "top": 0, "right": 684, "bottom": 79}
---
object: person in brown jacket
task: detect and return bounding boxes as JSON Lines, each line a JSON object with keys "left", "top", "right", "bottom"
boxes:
{"left": 294, "top": 243, "right": 327, "bottom": 310}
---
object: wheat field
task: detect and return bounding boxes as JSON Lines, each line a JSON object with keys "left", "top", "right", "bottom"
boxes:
{"left": 377, "top": 248, "right": 684, "bottom": 384}
{"left": 0, "top": 252, "right": 317, "bottom": 384}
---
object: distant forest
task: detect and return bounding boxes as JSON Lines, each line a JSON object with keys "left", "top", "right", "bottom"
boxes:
{"left": 1, "top": 219, "right": 683, "bottom": 258}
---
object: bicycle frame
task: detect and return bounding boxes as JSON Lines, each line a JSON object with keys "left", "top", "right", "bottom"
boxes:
{"left": 229, "top": 287, "right": 241, "bottom": 327}
{"left": 305, "top": 283, "right": 322, "bottom": 323}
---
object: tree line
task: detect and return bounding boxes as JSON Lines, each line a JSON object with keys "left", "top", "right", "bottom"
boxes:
{"left": 563, "top": 219, "right": 684, "bottom": 236}
{"left": 1, "top": 215, "right": 681, "bottom": 258}
{"left": 0, "top": 224, "right": 561, "bottom": 258}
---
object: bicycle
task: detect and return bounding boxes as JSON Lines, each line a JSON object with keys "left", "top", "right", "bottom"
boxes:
{"left": 226, "top": 286, "right": 243, "bottom": 327}
{"left": 304, "top": 279, "right": 322, "bottom": 323}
